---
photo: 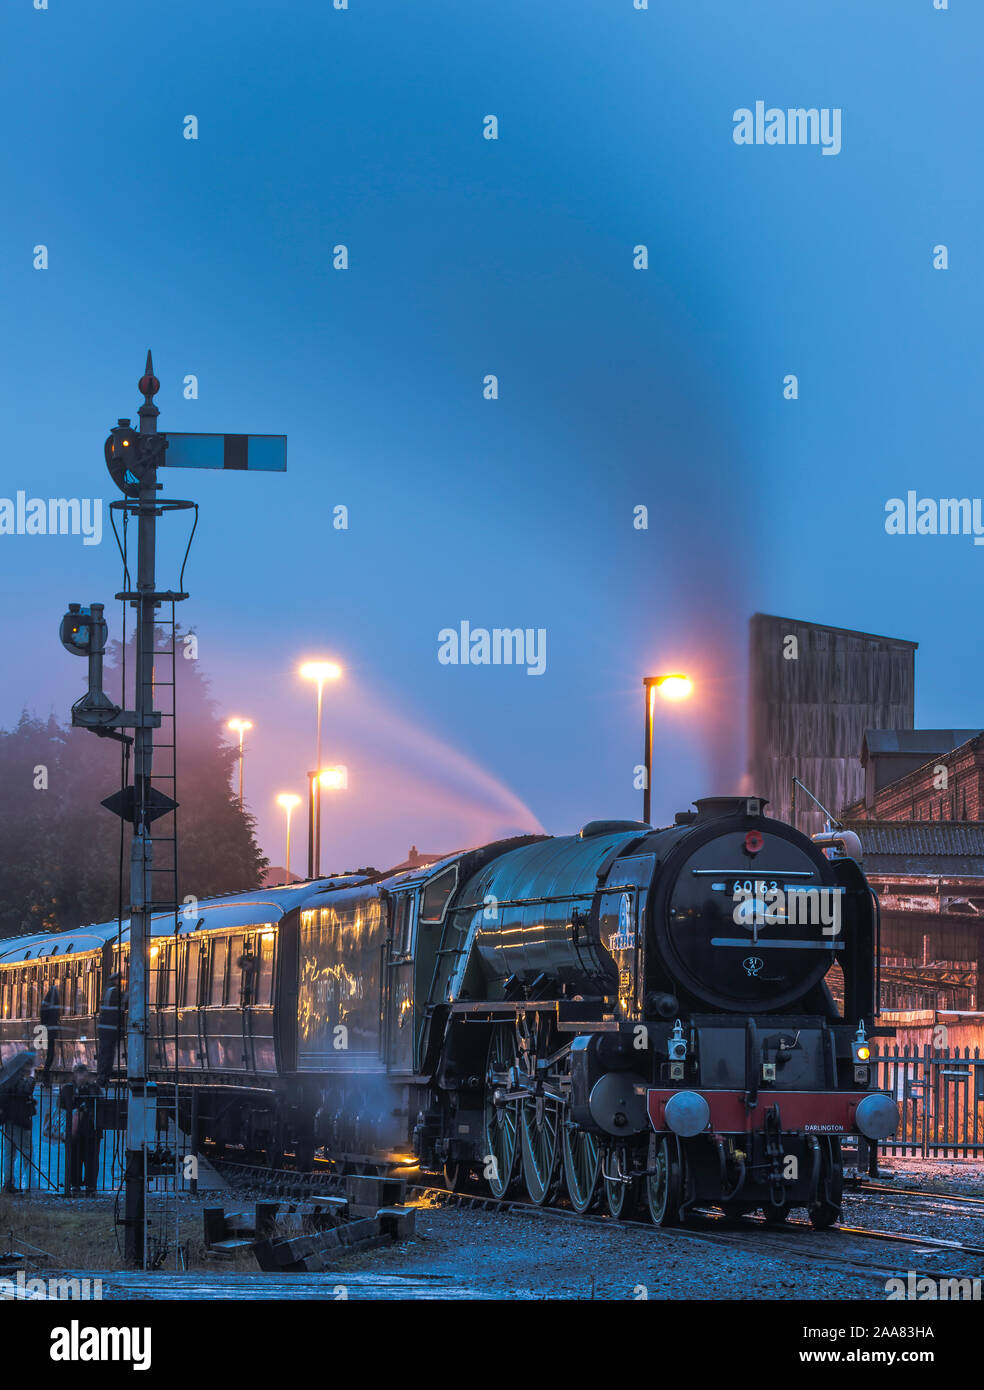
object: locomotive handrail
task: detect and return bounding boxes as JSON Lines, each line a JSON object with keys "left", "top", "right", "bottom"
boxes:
{"left": 691, "top": 868, "right": 818, "bottom": 878}
{"left": 452, "top": 883, "right": 640, "bottom": 915}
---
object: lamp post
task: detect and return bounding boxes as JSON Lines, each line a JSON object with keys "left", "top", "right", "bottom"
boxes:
{"left": 300, "top": 661, "right": 342, "bottom": 877}
{"left": 227, "top": 718, "right": 252, "bottom": 805}
{"left": 305, "top": 766, "right": 347, "bottom": 878}
{"left": 276, "top": 793, "right": 301, "bottom": 881}
{"left": 306, "top": 771, "right": 317, "bottom": 879}
{"left": 316, "top": 766, "right": 347, "bottom": 877}
{"left": 642, "top": 674, "right": 692, "bottom": 824}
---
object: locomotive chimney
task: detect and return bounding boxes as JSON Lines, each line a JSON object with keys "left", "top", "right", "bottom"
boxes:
{"left": 691, "top": 796, "right": 768, "bottom": 823}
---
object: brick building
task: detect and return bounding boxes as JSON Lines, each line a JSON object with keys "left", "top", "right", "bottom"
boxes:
{"left": 838, "top": 821, "right": 984, "bottom": 1014}
{"left": 843, "top": 730, "right": 984, "bottom": 823}
{"left": 839, "top": 732, "right": 984, "bottom": 1025}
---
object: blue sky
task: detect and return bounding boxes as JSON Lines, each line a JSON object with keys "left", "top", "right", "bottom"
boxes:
{"left": 1, "top": 1, "right": 980, "bottom": 872}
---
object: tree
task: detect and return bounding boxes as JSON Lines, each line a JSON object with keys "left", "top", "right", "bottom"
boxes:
{"left": 0, "top": 630, "right": 267, "bottom": 937}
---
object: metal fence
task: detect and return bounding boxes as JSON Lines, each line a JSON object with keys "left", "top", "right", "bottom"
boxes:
{"left": 1, "top": 1081, "right": 194, "bottom": 1196}
{"left": 2, "top": 1082, "right": 130, "bottom": 1196}
{"left": 0, "top": 1080, "right": 211, "bottom": 1267}
{"left": 874, "top": 1046, "right": 984, "bottom": 1158}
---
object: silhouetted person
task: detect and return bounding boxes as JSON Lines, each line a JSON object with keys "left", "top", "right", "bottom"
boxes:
{"left": 39, "top": 982, "right": 62, "bottom": 1085}
{"left": 2, "top": 1053, "right": 37, "bottom": 1194}
{"left": 96, "top": 972, "right": 125, "bottom": 1087}
{"left": 59, "top": 1063, "right": 102, "bottom": 1196}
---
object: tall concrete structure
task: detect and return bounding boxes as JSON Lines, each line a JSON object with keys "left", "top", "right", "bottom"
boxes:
{"left": 747, "top": 614, "right": 917, "bottom": 835}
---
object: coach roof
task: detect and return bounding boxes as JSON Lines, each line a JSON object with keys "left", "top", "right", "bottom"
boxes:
{"left": 0, "top": 874, "right": 372, "bottom": 964}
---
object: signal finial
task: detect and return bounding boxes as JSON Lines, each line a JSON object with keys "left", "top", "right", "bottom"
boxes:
{"left": 138, "top": 350, "right": 160, "bottom": 401}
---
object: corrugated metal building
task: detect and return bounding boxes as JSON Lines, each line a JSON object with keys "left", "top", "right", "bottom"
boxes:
{"left": 747, "top": 613, "right": 916, "bottom": 835}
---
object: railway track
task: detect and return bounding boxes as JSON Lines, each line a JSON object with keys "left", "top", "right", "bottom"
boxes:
{"left": 846, "top": 1180, "right": 984, "bottom": 1210}
{"left": 211, "top": 1158, "right": 984, "bottom": 1281}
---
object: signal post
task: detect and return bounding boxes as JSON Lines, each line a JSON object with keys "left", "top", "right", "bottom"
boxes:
{"left": 61, "top": 354, "right": 285, "bottom": 1264}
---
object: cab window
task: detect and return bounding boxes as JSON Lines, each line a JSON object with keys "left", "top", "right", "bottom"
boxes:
{"left": 420, "top": 867, "right": 457, "bottom": 923}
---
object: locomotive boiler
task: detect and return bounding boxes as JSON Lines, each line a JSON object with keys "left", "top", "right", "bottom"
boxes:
{"left": 0, "top": 795, "right": 899, "bottom": 1227}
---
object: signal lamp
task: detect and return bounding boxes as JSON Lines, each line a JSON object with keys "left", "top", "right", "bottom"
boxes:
{"left": 59, "top": 603, "right": 107, "bottom": 657}
{"left": 852, "top": 1022, "right": 872, "bottom": 1068}
{"left": 667, "top": 1019, "right": 688, "bottom": 1062}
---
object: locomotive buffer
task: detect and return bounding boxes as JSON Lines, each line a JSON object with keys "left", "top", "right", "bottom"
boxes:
{"left": 61, "top": 352, "right": 285, "bottom": 1266}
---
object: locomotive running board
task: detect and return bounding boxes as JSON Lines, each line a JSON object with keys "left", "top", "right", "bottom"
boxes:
{"left": 449, "top": 999, "right": 617, "bottom": 1029}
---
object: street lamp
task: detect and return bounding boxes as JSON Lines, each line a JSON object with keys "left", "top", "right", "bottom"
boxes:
{"left": 305, "top": 766, "right": 348, "bottom": 878}
{"left": 300, "top": 661, "right": 342, "bottom": 876}
{"left": 276, "top": 793, "right": 301, "bottom": 881}
{"left": 227, "top": 718, "right": 253, "bottom": 805}
{"left": 642, "top": 675, "right": 693, "bottom": 824}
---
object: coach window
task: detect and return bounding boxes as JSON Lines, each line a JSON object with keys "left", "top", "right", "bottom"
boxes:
{"left": 209, "top": 937, "right": 229, "bottom": 1006}
{"left": 257, "top": 931, "right": 275, "bottom": 1006}
{"left": 161, "top": 944, "right": 176, "bottom": 1008}
{"left": 236, "top": 938, "right": 258, "bottom": 1006}
{"left": 391, "top": 898, "right": 409, "bottom": 957}
{"left": 183, "top": 940, "right": 202, "bottom": 1007}
{"left": 393, "top": 896, "right": 415, "bottom": 956}
{"left": 186, "top": 939, "right": 201, "bottom": 1006}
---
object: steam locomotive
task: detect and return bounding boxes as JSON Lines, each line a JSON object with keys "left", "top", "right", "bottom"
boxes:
{"left": 0, "top": 795, "right": 899, "bottom": 1226}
